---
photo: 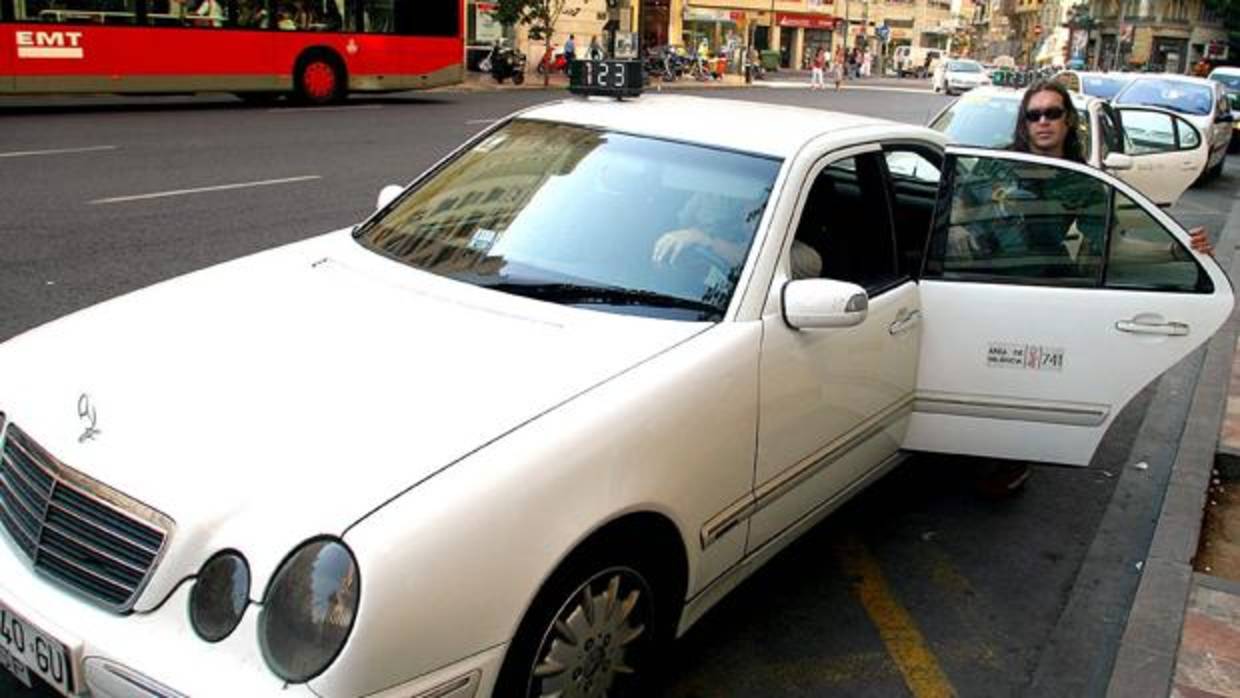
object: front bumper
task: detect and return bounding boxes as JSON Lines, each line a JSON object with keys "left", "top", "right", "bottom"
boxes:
{"left": 0, "top": 537, "right": 310, "bottom": 697}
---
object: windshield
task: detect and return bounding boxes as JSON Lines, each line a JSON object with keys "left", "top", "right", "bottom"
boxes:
{"left": 355, "top": 120, "right": 781, "bottom": 322}
{"left": 1117, "top": 79, "right": 1214, "bottom": 115}
{"left": 930, "top": 94, "right": 1092, "bottom": 158}
{"left": 929, "top": 95, "right": 1020, "bottom": 148}
{"left": 948, "top": 61, "right": 982, "bottom": 73}
{"left": 1080, "top": 75, "right": 1129, "bottom": 100}
{"left": 1211, "top": 72, "right": 1240, "bottom": 91}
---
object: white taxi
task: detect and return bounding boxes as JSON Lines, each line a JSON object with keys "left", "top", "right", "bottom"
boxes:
{"left": 0, "top": 93, "right": 1230, "bottom": 698}
{"left": 930, "top": 85, "right": 1209, "bottom": 207}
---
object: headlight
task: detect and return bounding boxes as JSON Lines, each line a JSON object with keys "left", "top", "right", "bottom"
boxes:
{"left": 189, "top": 551, "right": 250, "bottom": 642}
{"left": 258, "top": 538, "right": 359, "bottom": 683}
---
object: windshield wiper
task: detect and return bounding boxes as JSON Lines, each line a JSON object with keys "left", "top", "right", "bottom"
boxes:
{"left": 483, "top": 281, "right": 723, "bottom": 318}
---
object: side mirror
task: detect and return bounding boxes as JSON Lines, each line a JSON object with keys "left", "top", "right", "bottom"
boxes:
{"left": 1215, "top": 111, "right": 1235, "bottom": 124}
{"left": 375, "top": 184, "right": 403, "bottom": 211}
{"left": 1103, "top": 152, "right": 1134, "bottom": 170}
{"left": 782, "top": 279, "right": 869, "bottom": 330}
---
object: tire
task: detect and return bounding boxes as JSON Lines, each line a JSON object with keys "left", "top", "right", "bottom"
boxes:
{"left": 512, "top": 71, "right": 525, "bottom": 85}
{"left": 294, "top": 51, "right": 346, "bottom": 105}
{"left": 495, "top": 549, "right": 672, "bottom": 698}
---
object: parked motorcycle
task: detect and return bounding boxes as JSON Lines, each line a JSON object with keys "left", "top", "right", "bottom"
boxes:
{"left": 481, "top": 41, "right": 526, "bottom": 85}
{"left": 537, "top": 45, "right": 569, "bottom": 75}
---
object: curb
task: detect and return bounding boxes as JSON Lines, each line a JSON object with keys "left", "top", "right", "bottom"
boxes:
{"left": 1104, "top": 187, "right": 1240, "bottom": 697}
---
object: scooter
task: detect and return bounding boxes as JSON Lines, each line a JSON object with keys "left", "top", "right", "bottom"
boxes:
{"left": 481, "top": 41, "right": 526, "bottom": 85}
{"left": 537, "top": 45, "right": 569, "bottom": 75}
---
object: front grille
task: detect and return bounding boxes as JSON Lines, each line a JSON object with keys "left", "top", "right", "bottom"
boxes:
{"left": 0, "top": 417, "right": 172, "bottom": 612}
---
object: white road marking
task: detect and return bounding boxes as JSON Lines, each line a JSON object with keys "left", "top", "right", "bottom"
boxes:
{"left": 268, "top": 104, "right": 384, "bottom": 113}
{"left": 759, "top": 81, "right": 935, "bottom": 94}
{"left": 0, "top": 145, "right": 117, "bottom": 159}
{"left": 89, "top": 175, "right": 322, "bottom": 204}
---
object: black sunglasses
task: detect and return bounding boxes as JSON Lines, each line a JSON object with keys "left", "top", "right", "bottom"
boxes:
{"left": 1024, "top": 107, "right": 1066, "bottom": 123}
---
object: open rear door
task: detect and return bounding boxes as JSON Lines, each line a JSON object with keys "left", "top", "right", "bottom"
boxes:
{"left": 904, "top": 147, "right": 1232, "bottom": 466}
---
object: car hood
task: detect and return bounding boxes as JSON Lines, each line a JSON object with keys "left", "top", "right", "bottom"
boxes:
{"left": 0, "top": 230, "right": 705, "bottom": 604}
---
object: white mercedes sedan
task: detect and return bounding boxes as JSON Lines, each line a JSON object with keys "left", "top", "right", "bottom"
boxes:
{"left": 0, "top": 94, "right": 1230, "bottom": 698}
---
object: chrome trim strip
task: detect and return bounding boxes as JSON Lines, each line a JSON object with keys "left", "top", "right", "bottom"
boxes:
{"left": 0, "top": 468, "right": 45, "bottom": 525}
{"left": 700, "top": 497, "right": 755, "bottom": 550}
{"left": 38, "top": 545, "right": 132, "bottom": 594}
{"left": 684, "top": 451, "right": 912, "bottom": 629}
{"left": 3, "top": 448, "right": 53, "bottom": 498}
{"left": 0, "top": 498, "right": 38, "bottom": 547}
{"left": 46, "top": 496, "right": 161, "bottom": 556}
{"left": 40, "top": 519, "right": 149, "bottom": 575}
{"left": 414, "top": 670, "right": 480, "bottom": 698}
{"left": 913, "top": 392, "right": 1108, "bottom": 427}
{"left": 103, "top": 662, "right": 187, "bottom": 698}
{"left": 700, "top": 395, "right": 914, "bottom": 550}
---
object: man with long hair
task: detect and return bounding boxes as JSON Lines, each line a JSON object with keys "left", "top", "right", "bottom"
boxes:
{"left": 976, "top": 80, "right": 1213, "bottom": 495}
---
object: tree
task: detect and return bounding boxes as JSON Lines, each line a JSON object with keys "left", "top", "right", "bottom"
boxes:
{"left": 490, "top": 0, "right": 568, "bottom": 86}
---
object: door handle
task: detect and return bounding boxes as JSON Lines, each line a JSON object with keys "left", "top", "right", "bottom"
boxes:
{"left": 1115, "top": 319, "right": 1189, "bottom": 336}
{"left": 889, "top": 309, "right": 921, "bottom": 335}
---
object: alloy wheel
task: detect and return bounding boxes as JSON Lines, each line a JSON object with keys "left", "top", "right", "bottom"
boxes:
{"left": 527, "top": 567, "right": 652, "bottom": 698}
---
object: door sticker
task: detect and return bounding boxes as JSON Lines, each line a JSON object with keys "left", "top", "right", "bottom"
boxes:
{"left": 987, "top": 342, "right": 1064, "bottom": 371}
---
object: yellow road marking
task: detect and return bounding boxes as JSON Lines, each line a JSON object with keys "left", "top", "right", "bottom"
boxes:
{"left": 834, "top": 534, "right": 957, "bottom": 698}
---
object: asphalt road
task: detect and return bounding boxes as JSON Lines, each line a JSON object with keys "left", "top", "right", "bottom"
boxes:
{"left": 0, "top": 83, "right": 1235, "bottom": 698}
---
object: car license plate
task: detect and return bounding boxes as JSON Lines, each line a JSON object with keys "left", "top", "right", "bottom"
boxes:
{"left": 0, "top": 601, "right": 73, "bottom": 696}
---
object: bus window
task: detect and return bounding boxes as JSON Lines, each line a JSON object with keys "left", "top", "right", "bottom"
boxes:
{"left": 395, "top": 0, "right": 456, "bottom": 36}
{"left": 147, "top": 0, "right": 232, "bottom": 27}
{"left": 18, "top": 0, "right": 138, "bottom": 24}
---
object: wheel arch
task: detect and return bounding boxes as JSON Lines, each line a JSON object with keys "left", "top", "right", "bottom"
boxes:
{"left": 525, "top": 509, "right": 691, "bottom": 633}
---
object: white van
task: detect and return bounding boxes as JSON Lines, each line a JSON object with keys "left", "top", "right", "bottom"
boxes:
{"left": 893, "top": 45, "right": 944, "bottom": 78}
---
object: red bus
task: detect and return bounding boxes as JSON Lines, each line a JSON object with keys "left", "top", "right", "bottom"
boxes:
{"left": 0, "top": 0, "right": 462, "bottom": 103}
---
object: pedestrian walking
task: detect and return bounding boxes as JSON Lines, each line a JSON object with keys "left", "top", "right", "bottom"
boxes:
{"left": 563, "top": 34, "right": 577, "bottom": 64}
{"left": 810, "top": 47, "right": 826, "bottom": 89}
{"left": 861, "top": 49, "right": 873, "bottom": 78}
{"left": 832, "top": 47, "right": 845, "bottom": 90}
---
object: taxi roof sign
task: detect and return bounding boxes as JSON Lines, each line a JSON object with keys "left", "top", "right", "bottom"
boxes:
{"left": 568, "top": 59, "right": 644, "bottom": 99}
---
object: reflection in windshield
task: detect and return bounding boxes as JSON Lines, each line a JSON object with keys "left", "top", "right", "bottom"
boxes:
{"left": 356, "top": 120, "right": 781, "bottom": 321}
{"left": 948, "top": 61, "right": 982, "bottom": 73}
{"left": 1117, "top": 79, "right": 1214, "bottom": 116}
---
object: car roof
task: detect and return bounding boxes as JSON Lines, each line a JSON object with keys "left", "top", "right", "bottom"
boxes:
{"left": 955, "top": 85, "right": 1092, "bottom": 109}
{"left": 1210, "top": 66, "right": 1240, "bottom": 76}
{"left": 1123, "top": 73, "right": 1219, "bottom": 89}
{"left": 516, "top": 95, "right": 945, "bottom": 159}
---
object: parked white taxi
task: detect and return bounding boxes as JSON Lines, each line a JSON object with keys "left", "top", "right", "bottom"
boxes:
{"left": 0, "top": 94, "right": 1230, "bottom": 698}
{"left": 929, "top": 85, "right": 1209, "bottom": 207}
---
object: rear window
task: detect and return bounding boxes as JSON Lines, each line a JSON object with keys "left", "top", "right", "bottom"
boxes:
{"left": 1080, "top": 75, "right": 1130, "bottom": 100}
{"left": 1117, "top": 79, "right": 1215, "bottom": 116}
{"left": 948, "top": 61, "right": 982, "bottom": 73}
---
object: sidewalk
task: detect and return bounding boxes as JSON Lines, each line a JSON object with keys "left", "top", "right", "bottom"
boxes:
{"left": 1106, "top": 181, "right": 1240, "bottom": 698}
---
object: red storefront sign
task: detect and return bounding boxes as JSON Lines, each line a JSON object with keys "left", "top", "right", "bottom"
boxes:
{"left": 776, "top": 13, "right": 838, "bottom": 30}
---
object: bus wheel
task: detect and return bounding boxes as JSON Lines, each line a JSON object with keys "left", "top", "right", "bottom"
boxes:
{"left": 295, "top": 52, "right": 346, "bottom": 105}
